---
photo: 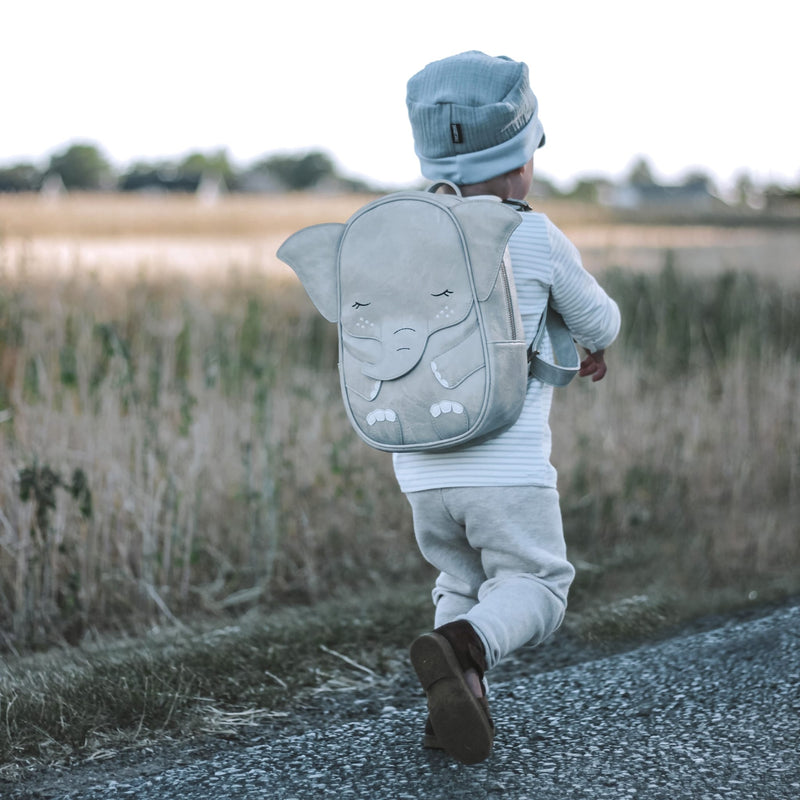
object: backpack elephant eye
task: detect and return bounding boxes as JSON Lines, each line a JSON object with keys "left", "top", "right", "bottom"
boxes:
{"left": 352, "top": 301, "right": 371, "bottom": 309}
{"left": 432, "top": 290, "right": 453, "bottom": 298}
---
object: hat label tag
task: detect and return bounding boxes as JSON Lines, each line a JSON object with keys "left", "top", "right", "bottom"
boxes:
{"left": 450, "top": 123, "right": 463, "bottom": 144}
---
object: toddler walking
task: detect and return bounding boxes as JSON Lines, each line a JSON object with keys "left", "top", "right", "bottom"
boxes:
{"left": 400, "top": 51, "right": 621, "bottom": 764}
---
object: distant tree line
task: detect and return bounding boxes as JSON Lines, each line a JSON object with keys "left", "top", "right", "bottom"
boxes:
{"left": 0, "top": 142, "right": 375, "bottom": 194}
{"left": 0, "top": 144, "right": 797, "bottom": 210}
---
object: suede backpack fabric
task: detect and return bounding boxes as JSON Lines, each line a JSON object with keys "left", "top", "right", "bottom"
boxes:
{"left": 278, "top": 184, "right": 534, "bottom": 452}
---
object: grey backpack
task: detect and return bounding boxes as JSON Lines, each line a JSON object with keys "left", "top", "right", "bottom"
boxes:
{"left": 277, "top": 183, "right": 578, "bottom": 453}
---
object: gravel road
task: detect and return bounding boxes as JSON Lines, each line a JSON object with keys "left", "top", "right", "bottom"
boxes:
{"left": 9, "top": 601, "right": 799, "bottom": 800}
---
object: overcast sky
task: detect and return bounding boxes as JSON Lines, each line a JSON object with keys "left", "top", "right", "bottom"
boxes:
{"left": 2, "top": 0, "right": 798, "bottom": 191}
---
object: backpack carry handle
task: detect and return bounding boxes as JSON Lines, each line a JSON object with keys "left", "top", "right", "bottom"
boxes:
{"left": 427, "top": 181, "right": 462, "bottom": 196}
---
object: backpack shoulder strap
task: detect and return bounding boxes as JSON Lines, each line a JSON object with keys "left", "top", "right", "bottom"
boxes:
{"left": 501, "top": 199, "right": 580, "bottom": 387}
{"left": 528, "top": 302, "right": 580, "bottom": 386}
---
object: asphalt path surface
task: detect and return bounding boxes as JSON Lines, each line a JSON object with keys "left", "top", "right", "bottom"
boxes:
{"left": 8, "top": 601, "right": 799, "bottom": 800}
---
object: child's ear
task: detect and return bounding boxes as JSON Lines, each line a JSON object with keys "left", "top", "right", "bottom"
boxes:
{"left": 515, "top": 157, "right": 534, "bottom": 175}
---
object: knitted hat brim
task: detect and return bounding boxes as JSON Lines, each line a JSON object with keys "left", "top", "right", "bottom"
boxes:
{"left": 416, "top": 113, "right": 545, "bottom": 185}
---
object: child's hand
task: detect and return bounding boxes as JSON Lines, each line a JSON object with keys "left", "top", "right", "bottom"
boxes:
{"left": 579, "top": 349, "right": 607, "bottom": 382}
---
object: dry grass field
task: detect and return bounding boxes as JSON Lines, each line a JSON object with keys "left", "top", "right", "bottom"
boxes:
{"left": 3, "top": 192, "right": 799, "bottom": 283}
{"left": 0, "top": 192, "right": 798, "bottom": 655}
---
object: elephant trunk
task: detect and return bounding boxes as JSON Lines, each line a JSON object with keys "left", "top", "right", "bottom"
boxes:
{"left": 343, "top": 318, "right": 428, "bottom": 382}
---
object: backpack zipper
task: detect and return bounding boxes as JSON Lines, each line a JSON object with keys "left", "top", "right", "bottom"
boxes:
{"left": 499, "top": 258, "right": 517, "bottom": 340}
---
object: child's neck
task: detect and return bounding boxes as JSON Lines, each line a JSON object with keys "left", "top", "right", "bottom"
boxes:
{"left": 458, "top": 159, "right": 533, "bottom": 201}
{"left": 459, "top": 179, "right": 510, "bottom": 200}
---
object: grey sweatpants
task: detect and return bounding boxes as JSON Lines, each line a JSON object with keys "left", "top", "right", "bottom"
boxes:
{"left": 405, "top": 485, "right": 575, "bottom": 670}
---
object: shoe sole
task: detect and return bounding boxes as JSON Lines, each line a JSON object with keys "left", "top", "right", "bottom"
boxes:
{"left": 410, "top": 632, "right": 493, "bottom": 765}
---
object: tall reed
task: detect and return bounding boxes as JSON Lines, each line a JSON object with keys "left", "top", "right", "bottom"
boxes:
{"left": 0, "top": 258, "right": 798, "bottom": 651}
{"left": 0, "top": 268, "right": 413, "bottom": 651}
{"left": 555, "top": 261, "right": 800, "bottom": 604}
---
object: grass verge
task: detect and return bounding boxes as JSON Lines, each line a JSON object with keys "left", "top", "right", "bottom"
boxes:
{"left": 0, "top": 582, "right": 432, "bottom": 779}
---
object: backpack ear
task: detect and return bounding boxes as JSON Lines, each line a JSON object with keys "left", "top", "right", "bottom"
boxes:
{"left": 277, "top": 223, "right": 345, "bottom": 322}
{"left": 451, "top": 201, "right": 522, "bottom": 300}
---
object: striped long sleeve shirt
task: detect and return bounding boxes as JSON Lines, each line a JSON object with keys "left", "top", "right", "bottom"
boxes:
{"left": 392, "top": 210, "right": 621, "bottom": 492}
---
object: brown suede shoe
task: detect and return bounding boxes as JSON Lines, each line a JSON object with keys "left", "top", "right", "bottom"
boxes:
{"left": 410, "top": 622, "right": 494, "bottom": 765}
{"left": 423, "top": 716, "right": 444, "bottom": 750}
{"left": 423, "top": 697, "right": 494, "bottom": 751}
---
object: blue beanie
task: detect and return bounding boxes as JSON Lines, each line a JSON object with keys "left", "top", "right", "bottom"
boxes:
{"left": 406, "top": 51, "right": 545, "bottom": 185}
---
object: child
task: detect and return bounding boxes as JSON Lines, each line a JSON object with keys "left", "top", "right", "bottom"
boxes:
{"left": 401, "top": 51, "right": 621, "bottom": 764}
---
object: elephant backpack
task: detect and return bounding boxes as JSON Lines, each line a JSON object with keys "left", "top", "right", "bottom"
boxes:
{"left": 277, "top": 183, "right": 578, "bottom": 453}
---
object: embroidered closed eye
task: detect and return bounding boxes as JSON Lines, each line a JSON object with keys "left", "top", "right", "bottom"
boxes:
{"left": 431, "top": 290, "right": 453, "bottom": 298}
{"left": 352, "top": 301, "right": 371, "bottom": 309}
